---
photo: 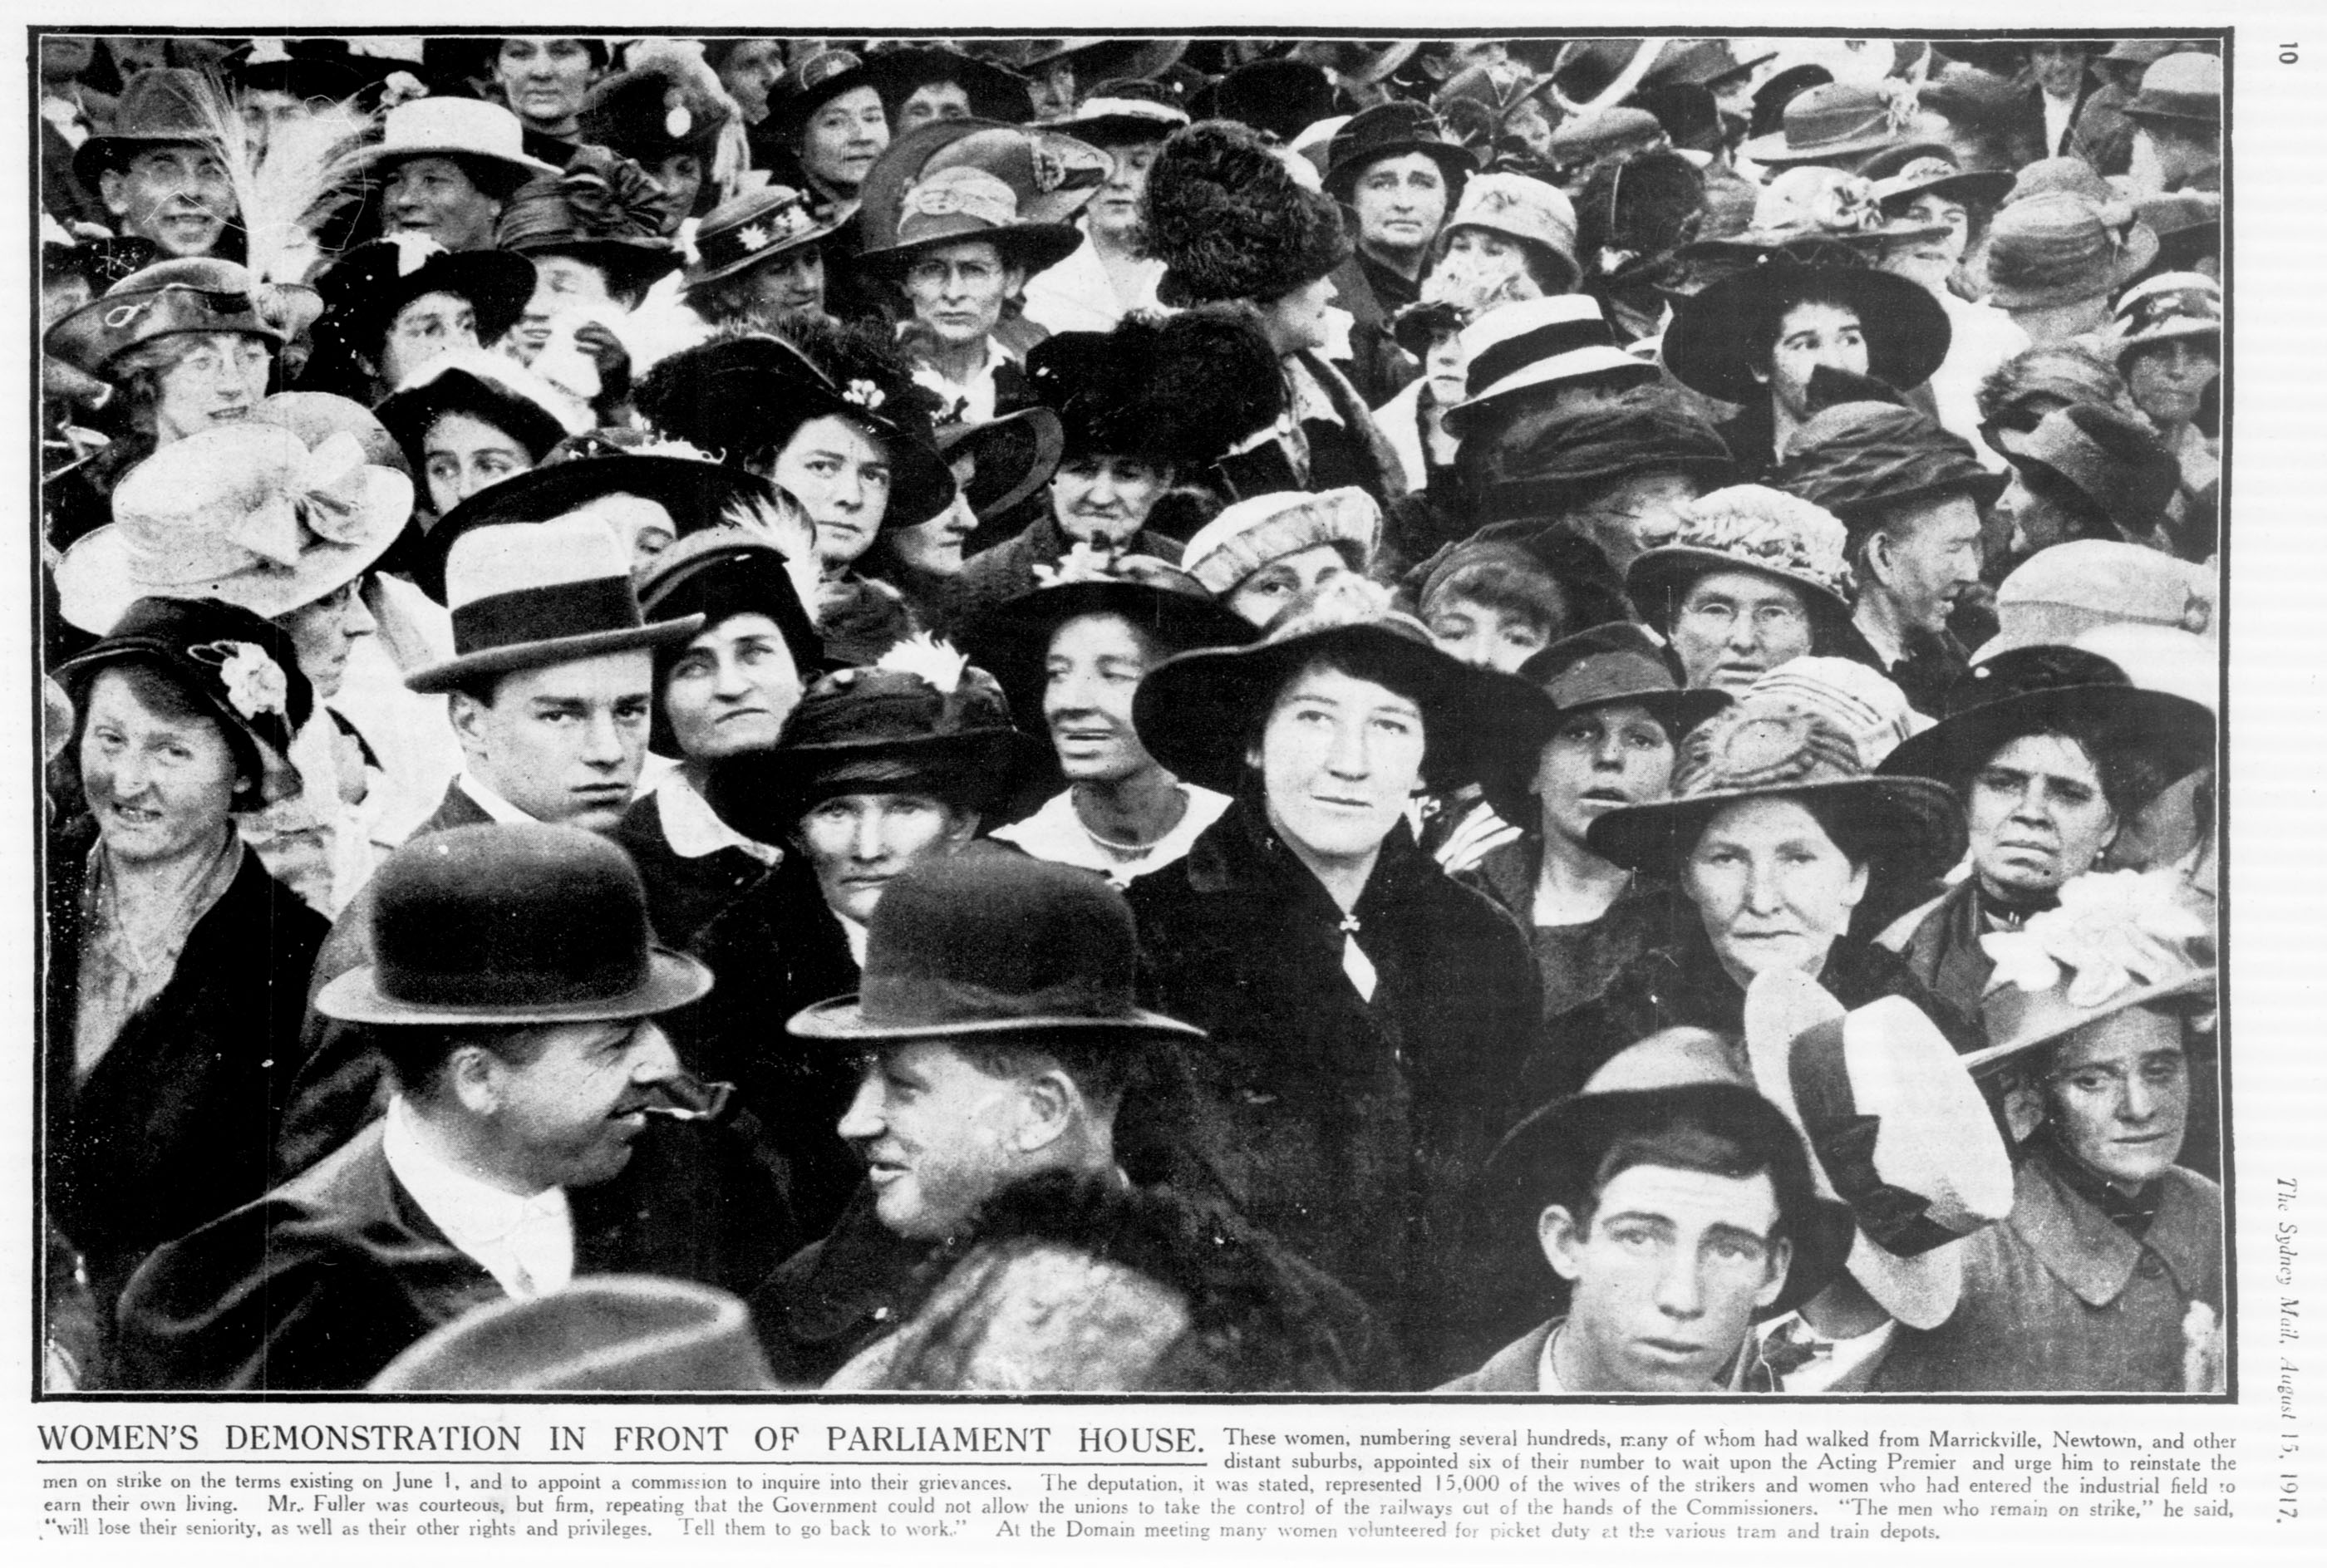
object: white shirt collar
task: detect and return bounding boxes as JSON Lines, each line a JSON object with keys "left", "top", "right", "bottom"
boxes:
{"left": 381, "top": 1095, "right": 573, "bottom": 1300}
{"left": 651, "top": 769, "right": 781, "bottom": 864}
{"left": 1756, "top": 1310, "right": 1898, "bottom": 1394}
{"left": 456, "top": 769, "right": 545, "bottom": 825}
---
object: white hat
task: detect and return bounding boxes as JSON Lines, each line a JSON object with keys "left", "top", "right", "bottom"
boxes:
{"left": 1445, "top": 296, "right": 1656, "bottom": 428}
{"left": 1743, "top": 971, "right": 2015, "bottom": 1330}
{"left": 361, "top": 97, "right": 560, "bottom": 184}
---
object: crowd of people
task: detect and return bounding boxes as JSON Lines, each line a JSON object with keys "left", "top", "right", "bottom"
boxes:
{"left": 38, "top": 32, "right": 2224, "bottom": 1395}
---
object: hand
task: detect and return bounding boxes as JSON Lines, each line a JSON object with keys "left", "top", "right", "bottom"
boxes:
{"left": 573, "top": 320, "right": 632, "bottom": 414}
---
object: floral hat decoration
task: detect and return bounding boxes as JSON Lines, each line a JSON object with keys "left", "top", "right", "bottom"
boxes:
{"left": 1624, "top": 484, "right": 1857, "bottom": 637}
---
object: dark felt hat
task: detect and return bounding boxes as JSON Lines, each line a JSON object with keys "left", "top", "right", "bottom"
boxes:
{"left": 682, "top": 184, "right": 839, "bottom": 290}
{"left": 1749, "top": 65, "right": 1833, "bottom": 141}
{"left": 373, "top": 355, "right": 576, "bottom": 483}
{"left": 1143, "top": 119, "right": 1351, "bottom": 306}
{"left": 2000, "top": 402, "right": 2182, "bottom": 540}
{"left": 71, "top": 67, "right": 218, "bottom": 189}
{"left": 314, "top": 237, "right": 535, "bottom": 358}
{"left": 495, "top": 149, "right": 684, "bottom": 291}
{"left": 371, "top": 1277, "right": 778, "bottom": 1392}
{"left": 40, "top": 234, "right": 161, "bottom": 292}
{"left": 579, "top": 59, "right": 735, "bottom": 165}
{"left": 1024, "top": 307, "right": 1284, "bottom": 467}
{"left": 765, "top": 47, "right": 882, "bottom": 137}
{"left": 1186, "top": 57, "right": 1341, "bottom": 145}
{"left": 313, "top": 822, "right": 713, "bottom": 1025}
{"left": 636, "top": 524, "right": 827, "bottom": 758}
{"left": 1879, "top": 642, "right": 2214, "bottom": 794}
{"left": 704, "top": 641, "right": 1044, "bottom": 842}
{"left": 789, "top": 849, "right": 1205, "bottom": 1044}
{"left": 1663, "top": 258, "right": 1951, "bottom": 406}
{"left": 43, "top": 257, "right": 320, "bottom": 380}
{"left": 1475, "top": 621, "right": 1732, "bottom": 828}
{"left": 937, "top": 407, "right": 1065, "bottom": 522}
{"left": 1462, "top": 387, "right": 1734, "bottom": 525}
{"left": 863, "top": 43, "right": 1036, "bottom": 125}
{"left": 1857, "top": 143, "right": 2013, "bottom": 213}
{"left": 1772, "top": 401, "right": 2009, "bottom": 528}
{"left": 1441, "top": 296, "right": 1661, "bottom": 439}
{"left": 1320, "top": 101, "right": 1475, "bottom": 201}
{"left": 1134, "top": 575, "right": 1517, "bottom": 794}
{"left": 1587, "top": 698, "right": 1965, "bottom": 886}
{"left": 53, "top": 593, "right": 313, "bottom": 809}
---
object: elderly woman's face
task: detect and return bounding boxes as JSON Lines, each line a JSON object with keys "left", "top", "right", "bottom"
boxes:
{"left": 1668, "top": 570, "right": 1815, "bottom": 696}
{"left": 80, "top": 667, "right": 243, "bottom": 864}
{"left": 1048, "top": 455, "right": 1168, "bottom": 547}
{"left": 150, "top": 332, "right": 272, "bottom": 444}
{"left": 1252, "top": 660, "right": 1427, "bottom": 870}
{"left": 1685, "top": 795, "right": 1867, "bottom": 985}
{"left": 798, "top": 86, "right": 889, "bottom": 194}
{"left": 664, "top": 612, "right": 805, "bottom": 760}
{"left": 1968, "top": 732, "right": 2118, "bottom": 903}
{"left": 2126, "top": 337, "right": 2219, "bottom": 430}
{"left": 1534, "top": 701, "right": 1677, "bottom": 848}
{"left": 2043, "top": 1005, "right": 2189, "bottom": 1189}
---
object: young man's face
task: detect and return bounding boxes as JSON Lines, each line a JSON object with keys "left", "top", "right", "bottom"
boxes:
{"left": 838, "top": 1038, "right": 1035, "bottom": 1239}
{"left": 482, "top": 1016, "right": 683, "bottom": 1192}
{"left": 1755, "top": 301, "right": 1867, "bottom": 423}
{"left": 2028, "top": 43, "right": 2090, "bottom": 100}
{"left": 448, "top": 651, "right": 654, "bottom": 832}
{"left": 1542, "top": 1162, "right": 1790, "bottom": 1392}
{"left": 101, "top": 144, "right": 234, "bottom": 258}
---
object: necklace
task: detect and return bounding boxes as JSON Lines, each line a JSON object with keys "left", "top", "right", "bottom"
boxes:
{"left": 1075, "top": 785, "right": 1188, "bottom": 858}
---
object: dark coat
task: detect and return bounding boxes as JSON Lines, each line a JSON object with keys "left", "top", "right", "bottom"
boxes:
{"left": 615, "top": 795, "right": 867, "bottom": 1236}
{"left": 1125, "top": 797, "right": 1537, "bottom": 1379}
{"left": 45, "top": 819, "right": 328, "bottom": 1324}
{"left": 1326, "top": 251, "right": 1422, "bottom": 407}
{"left": 1883, "top": 877, "right": 1995, "bottom": 1026}
{"left": 112, "top": 1116, "right": 795, "bottom": 1392}
{"left": 1457, "top": 841, "right": 1691, "bottom": 1022}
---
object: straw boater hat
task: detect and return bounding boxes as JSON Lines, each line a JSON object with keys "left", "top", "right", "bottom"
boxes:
{"left": 1740, "top": 81, "right": 1924, "bottom": 169}
{"left": 1440, "top": 296, "right": 1658, "bottom": 434}
{"left": 2111, "top": 272, "right": 2221, "bottom": 368}
{"left": 1040, "top": 78, "right": 1190, "bottom": 145}
{"left": 1476, "top": 622, "right": 1731, "bottom": 830}
{"left": 1962, "top": 868, "right": 2216, "bottom": 1074}
{"left": 372, "top": 1277, "right": 777, "bottom": 1393}
{"left": 52, "top": 594, "right": 313, "bottom": 809}
{"left": 1662, "top": 258, "right": 1950, "bottom": 407}
{"left": 54, "top": 422, "right": 411, "bottom": 633}
{"left": 314, "top": 822, "right": 713, "bottom": 1025}
{"left": 44, "top": 258, "right": 322, "bottom": 380}
{"left": 788, "top": 848, "right": 1205, "bottom": 1045}
{"left": 1970, "top": 539, "right": 2216, "bottom": 665}
{"left": 1743, "top": 971, "right": 2015, "bottom": 1330}
{"left": 357, "top": 96, "right": 558, "bottom": 190}
{"left": 681, "top": 183, "right": 840, "bottom": 294}
{"left": 1625, "top": 484, "right": 1858, "bottom": 641}
{"left": 1587, "top": 698, "right": 1965, "bottom": 886}
{"left": 406, "top": 515, "right": 705, "bottom": 695}
{"left": 1134, "top": 574, "right": 1513, "bottom": 794}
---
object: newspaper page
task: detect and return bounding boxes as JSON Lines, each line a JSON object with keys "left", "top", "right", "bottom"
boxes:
{"left": 9, "top": 4, "right": 2323, "bottom": 1565}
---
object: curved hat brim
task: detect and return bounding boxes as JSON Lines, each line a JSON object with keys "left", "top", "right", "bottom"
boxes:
{"left": 963, "top": 580, "right": 1258, "bottom": 735}
{"left": 1322, "top": 136, "right": 1476, "bottom": 201}
{"left": 1445, "top": 351, "right": 1660, "bottom": 433}
{"left": 1586, "top": 772, "right": 1966, "bottom": 887}
{"left": 854, "top": 221, "right": 1085, "bottom": 280}
{"left": 1739, "top": 121, "right": 1912, "bottom": 165}
{"left": 315, "top": 946, "right": 713, "bottom": 1026}
{"left": 938, "top": 406, "right": 1065, "bottom": 521}
{"left": 359, "top": 139, "right": 561, "bottom": 181}
{"left": 1625, "top": 543, "right": 1855, "bottom": 633}
{"left": 787, "top": 993, "right": 1206, "bottom": 1044}
{"left": 1662, "top": 262, "right": 1951, "bottom": 406}
{"left": 1478, "top": 686, "right": 1733, "bottom": 833}
{"left": 706, "top": 728, "right": 1050, "bottom": 843}
{"left": 1984, "top": 222, "right": 2160, "bottom": 310}
{"left": 405, "top": 614, "right": 706, "bottom": 696}
{"left": 1962, "top": 967, "right": 2217, "bottom": 1076}
{"left": 1879, "top": 682, "right": 2216, "bottom": 793}
{"left": 682, "top": 215, "right": 844, "bottom": 288}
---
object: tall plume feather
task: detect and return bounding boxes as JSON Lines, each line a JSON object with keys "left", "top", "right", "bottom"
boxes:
{"left": 184, "top": 71, "right": 378, "bottom": 285}
{"left": 721, "top": 494, "right": 826, "bottom": 627}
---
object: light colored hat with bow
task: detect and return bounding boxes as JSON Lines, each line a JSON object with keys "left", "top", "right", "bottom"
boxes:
{"left": 55, "top": 423, "right": 413, "bottom": 634}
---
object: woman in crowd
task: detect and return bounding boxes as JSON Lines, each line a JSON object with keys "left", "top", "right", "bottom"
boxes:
{"left": 1417, "top": 170, "right": 1580, "bottom": 317}
{"left": 490, "top": 35, "right": 608, "bottom": 149}
{"left": 1180, "top": 488, "right": 1382, "bottom": 630}
{"left": 765, "top": 49, "right": 890, "bottom": 212}
{"left": 47, "top": 597, "right": 327, "bottom": 1332}
{"left": 681, "top": 183, "right": 841, "bottom": 326}
{"left": 2112, "top": 272, "right": 2221, "bottom": 556}
{"left": 1020, "top": 85, "right": 1186, "bottom": 335}
{"left": 1625, "top": 484, "right": 1858, "bottom": 696}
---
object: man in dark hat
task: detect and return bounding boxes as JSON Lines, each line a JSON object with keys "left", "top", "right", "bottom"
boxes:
{"left": 75, "top": 68, "right": 235, "bottom": 261}
{"left": 113, "top": 822, "right": 793, "bottom": 1391}
{"left": 1444, "top": 1030, "right": 1843, "bottom": 1392}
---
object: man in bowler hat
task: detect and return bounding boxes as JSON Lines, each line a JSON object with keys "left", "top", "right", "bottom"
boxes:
{"left": 112, "top": 823, "right": 794, "bottom": 1391}
{"left": 750, "top": 851, "right": 1388, "bottom": 1387}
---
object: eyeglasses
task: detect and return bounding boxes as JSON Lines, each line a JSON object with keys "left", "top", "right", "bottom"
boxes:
{"left": 1678, "top": 599, "right": 1808, "bottom": 637}
{"left": 904, "top": 257, "right": 1003, "bottom": 291}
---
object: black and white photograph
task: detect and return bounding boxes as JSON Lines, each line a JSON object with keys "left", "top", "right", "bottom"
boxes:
{"left": 32, "top": 23, "right": 2238, "bottom": 1403}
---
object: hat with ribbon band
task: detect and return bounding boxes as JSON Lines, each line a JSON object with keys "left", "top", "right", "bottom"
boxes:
{"left": 45, "top": 258, "right": 322, "bottom": 380}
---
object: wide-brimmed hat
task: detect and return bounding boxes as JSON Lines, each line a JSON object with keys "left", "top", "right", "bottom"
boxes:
{"left": 1546, "top": 107, "right": 1672, "bottom": 178}
{"left": 635, "top": 524, "right": 827, "bottom": 759}
{"left": 790, "top": 848, "right": 1204, "bottom": 1045}
{"left": 1178, "top": 488, "right": 1381, "bottom": 599}
{"left": 1881, "top": 642, "right": 2214, "bottom": 795}
{"left": 314, "top": 822, "right": 713, "bottom": 1025}
{"left": 2112, "top": 271, "right": 2221, "bottom": 365}
{"left": 1481, "top": 1029, "right": 1854, "bottom": 1321}
{"left": 963, "top": 552, "right": 1256, "bottom": 739}
{"left": 704, "top": 637, "right": 1043, "bottom": 840}
{"left": 858, "top": 120, "right": 1111, "bottom": 256}
{"left": 1442, "top": 296, "right": 1657, "bottom": 431}
{"left": 1963, "top": 868, "right": 2216, "bottom": 1073}
{"left": 1740, "top": 81, "right": 1923, "bottom": 168}
{"left": 1587, "top": 697, "right": 1965, "bottom": 884}
{"left": 373, "top": 350, "right": 582, "bottom": 484}
{"left": 1552, "top": 37, "right": 1770, "bottom": 98}
{"left": 1971, "top": 539, "right": 2216, "bottom": 665}
{"left": 357, "top": 96, "right": 558, "bottom": 191}
{"left": 372, "top": 1277, "right": 777, "bottom": 1392}
{"left": 1662, "top": 258, "right": 1951, "bottom": 406}
{"left": 937, "top": 407, "right": 1064, "bottom": 523}
{"left": 682, "top": 184, "right": 839, "bottom": 291}
{"left": 1679, "top": 167, "right": 1953, "bottom": 267}
{"left": 53, "top": 593, "right": 312, "bottom": 808}
{"left": 1143, "top": 118, "right": 1350, "bottom": 306}
{"left": 1743, "top": 971, "right": 2015, "bottom": 1329}
{"left": 71, "top": 67, "right": 218, "bottom": 189}
{"left": 1626, "top": 484, "right": 1857, "bottom": 632}
{"left": 495, "top": 149, "right": 684, "bottom": 292}
{"left": 1982, "top": 192, "right": 2158, "bottom": 311}
{"left": 56, "top": 423, "right": 411, "bottom": 633}
{"left": 2138, "top": 193, "right": 2222, "bottom": 272}
{"left": 44, "top": 258, "right": 322, "bottom": 380}
{"left": 855, "top": 165, "right": 1082, "bottom": 281}
{"left": 862, "top": 43, "right": 1036, "bottom": 126}
{"left": 1745, "top": 657, "right": 1925, "bottom": 768}
{"left": 1463, "top": 387, "right": 1734, "bottom": 526}
{"left": 1134, "top": 574, "right": 1510, "bottom": 794}
{"left": 1039, "top": 78, "right": 1190, "bottom": 145}
{"left": 313, "top": 236, "right": 534, "bottom": 355}
{"left": 1994, "top": 403, "right": 2182, "bottom": 540}
{"left": 406, "top": 516, "right": 704, "bottom": 695}
{"left": 1478, "top": 622, "right": 1731, "bottom": 828}
{"left": 1773, "top": 400, "right": 2007, "bottom": 527}
{"left": 1857, "top": 142, "right": 2013, "bottom": 213}
{"left": 1320, "top": 100, "right": 1474, "bottom": 201}
{"left": 1434, "top": 171, "right": 1580, "bottom": 295}
{"left": 2121, "top": 51, "right": 2221, "bottom": 128}
{"left": 1023, "top": 307, "right": 1285, "bottom": 469}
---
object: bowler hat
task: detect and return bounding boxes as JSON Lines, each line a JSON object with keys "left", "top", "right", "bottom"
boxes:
{"left": 71, "top": 67, "right": 219, "bottom": 189}
{"left": 1587, "top": 698, "right": 1965, "bottom": 885}
{"left": 1186, "top": 57, "right": 1341, "bottom": 145}
{"left": 2121, "top": 52, "right": 2221, "bottom": 127}
{"left": 1662, "top": 259, "right": 1950, "bottom": 407}
{"left": 358, "top": 97, "right": 558, "bottom": 191}
{"left": 314, "top": 823, "right": 713, "bottom": 1025}
{"left": 371, "top": 1277, "right": 779, "bottom": 1392}
{"left": 789, "top": 850, "right": 1206, "bottom": 1044}
{"left": 1982, "top": 192, "right": 2157, "bottom": 311}
{"left": 682, "top": 184, "right": 839, "bottom": 292}
{"left": 44, "top": 258, "right": 321, "bottom": 380}
{"left": 405, "top": 516, "right": 705, "bottom": 695}
{"left": 1744, "top": 971, "right": 2015, "bottom": 1329}
{"left": 1320, "top": 101, "right": 1474, "bottom": 201}
{"left": 1477, "top": 622, "right": 1731, "bottom": 829}
{"left": 1970, "top": 538, "right": 2216, "bottom": 665}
